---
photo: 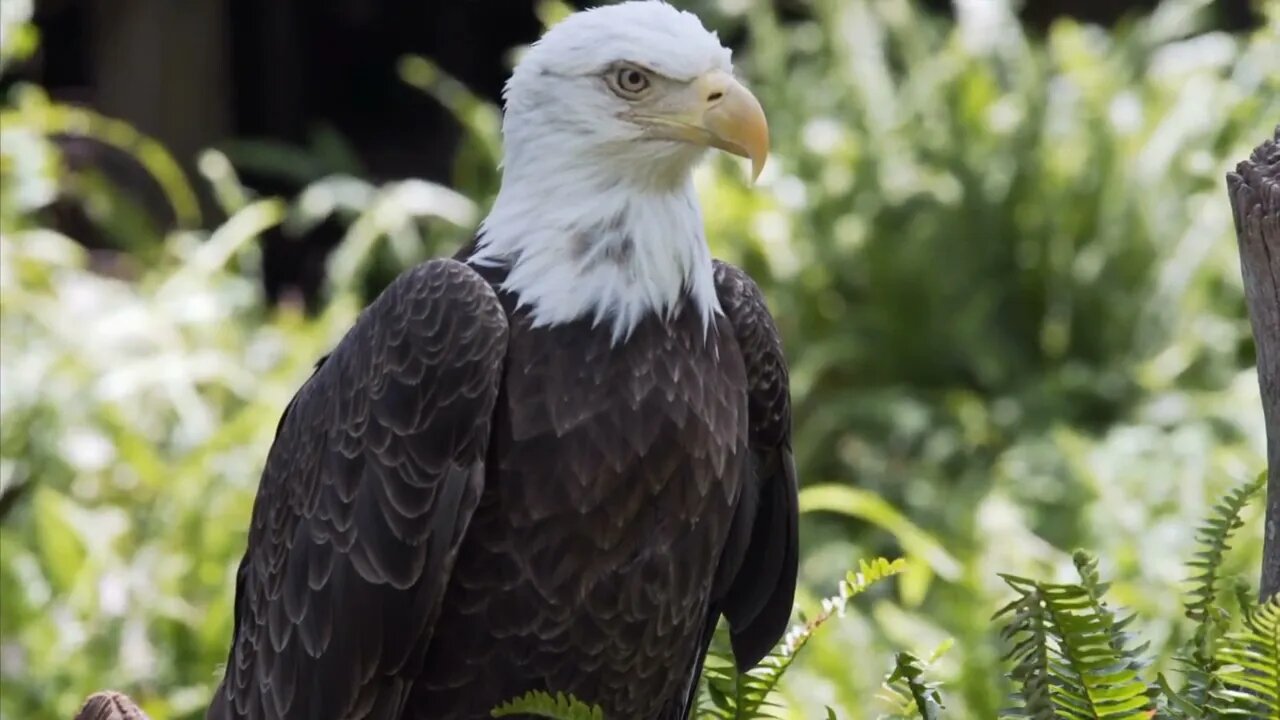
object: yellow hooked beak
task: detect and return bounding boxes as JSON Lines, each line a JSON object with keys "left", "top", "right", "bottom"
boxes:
{"left": 635, "top": 70, "right": 769, "bottom": 183}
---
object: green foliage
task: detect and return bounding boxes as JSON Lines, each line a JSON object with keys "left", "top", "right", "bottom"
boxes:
{"left": 994, "top": 476, "right": 1275, "bottom": 720}
{"left": 0, "top": 86, "right": 203, "bottom": 244}
{"left": 1161, "top": 473, "right": 1267, "bottom": 714}
{"left": 1209, "top": 596, "right": 1280, "bottom": 717}
{"left": 699, "top": 558, "right": 908, "bottom": 719}
{"left": 0, "top": 0, "right": 1275, "bottom": 718}
{"left": 490, "top": 691, "right": 605, "bottom": 720}
{"left": 996, "top": 570, "right": 1155, "bottom": 719}
{"left": 1186, "top": 474, "right": 1266, "bottom": 624}
{"left": 0, "top": 211, "right": 328, "bottom": 720}
{"left": 881, "top": 649, "right": 948, "bottom": 720}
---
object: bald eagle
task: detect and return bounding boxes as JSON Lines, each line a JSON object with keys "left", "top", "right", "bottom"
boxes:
{"left": 208, "top": 3, "right": 797, "bottom": 719}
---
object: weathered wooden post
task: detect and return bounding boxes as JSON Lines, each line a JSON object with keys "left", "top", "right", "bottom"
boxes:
{"left": 1226, "top": 126, "right": 1280, "bottom": 601}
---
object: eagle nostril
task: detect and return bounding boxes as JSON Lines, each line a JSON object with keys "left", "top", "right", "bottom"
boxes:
{"left": 707, "top": 90, "right": 724, "bottom": 102}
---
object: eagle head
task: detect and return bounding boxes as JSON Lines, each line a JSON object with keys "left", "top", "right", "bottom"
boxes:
{"left": 504, "top": 1, "right": 768, "bottom": 185}
{"left": 473, "top": 1, "right": 769, "bottom": 342}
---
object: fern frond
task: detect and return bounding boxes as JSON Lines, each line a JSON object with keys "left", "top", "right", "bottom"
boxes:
{"left": 1155, "top": 671, "right": 1206, "bottom": 719}
{"left": 1168, "top": 634, "right": 1220, "bottom": 713}
{"left": 1072, "top": 552, "right": 1155, "bottom": 699}
{"left": 880, "top": 646, "right": 948, "bottom": 720}
{"left": 1173, "top": 474, "right": 1266, "bottom": 710}
{"left": 997, "top": 573, "right": 1154, "bottom": 719}
{"left": 699, "top": 557, "right": 908, "bottom": 719}
{"left": 997, "top": 579, "right": 1059, "bottom": 720}
{"left": 490, "top": 690, "right": 605, "bottom": 720}
{"left": 1208, "top": 596, "right": 1280, "bottom": 718}
{"left": 1184, "top": 474, "right": 1265, "bottom": 624}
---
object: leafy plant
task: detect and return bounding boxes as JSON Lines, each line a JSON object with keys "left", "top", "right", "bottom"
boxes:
{"left": 1210, "top": 596, "right": 1280, "bottom": 716}
{"left": 1165, "top": 473, "right": 1269, "bottom": 712}
{"left": 1186, "top": 476, "right": 1266, "bottom": 625}
{"left": 0, "top": 86, "right": 203, "bottom": 253}
{"left": 490, "top": 691, "right": 605, "bottom": 720}
{"left": 698, "top": 558, "right": 910, "bottom": 719}
{"left": 996, "top": 569, "right": 1155, "bottom": 718}
{"left": 881, "top": 649, "right": 948, "bottom": 720}
{"left": 996, "top": 474, "right": 1275, "bottom": 720}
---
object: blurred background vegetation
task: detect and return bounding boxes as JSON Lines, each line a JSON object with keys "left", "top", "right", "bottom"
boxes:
{"left": 1, "top": 0, "right": 1277, "bottom": 717}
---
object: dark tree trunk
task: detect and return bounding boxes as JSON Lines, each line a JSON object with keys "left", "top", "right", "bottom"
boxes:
{"left": 90, "top": 0, "right": 232, "bottom": 174}
{"left": 1226, "top": 126, "right": 1280, "bottom": 602}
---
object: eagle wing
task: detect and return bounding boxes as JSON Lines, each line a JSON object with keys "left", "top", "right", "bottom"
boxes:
{"left": 710, "top": 260, "right": 800, "bottom": 669}
{"left": 209, "top": 259, "right": 509, "bottom": 720}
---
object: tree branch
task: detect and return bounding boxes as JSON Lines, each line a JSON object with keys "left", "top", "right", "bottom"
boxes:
{"left": 1226, "top": 126, "right": 1280, "bottom": 601}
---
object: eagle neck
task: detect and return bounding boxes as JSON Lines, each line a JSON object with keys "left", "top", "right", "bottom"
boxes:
{"left": 470, "top": 158, "right": 721, "bottom": 345}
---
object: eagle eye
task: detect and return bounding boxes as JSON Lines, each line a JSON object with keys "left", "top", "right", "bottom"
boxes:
{"left": 607, "top": 64, "right": 652, "bottom": 99}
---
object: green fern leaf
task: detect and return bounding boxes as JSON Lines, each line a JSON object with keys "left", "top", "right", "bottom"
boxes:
{"left": 490, "top": 690, "right": 606, "bottom": 720}
{"left": 881, "top": 647, "right": 948, "bottom": 720}
{"left": 1071, "top": 552, "right": 1157, "bottom": 703}
{"left": 997, "top": 583, "right": 1056, "bottom": 720}
{"left": 1171, "top": 474, "right": 1266, "bottom": 710}
{"left": 1208, "top": 596, "right": 1280, "bottom": 718}
{"left": 1184, "top": 474, "right": 1264, "bottom": 625}
{"left": 997, "top": 571, "right": 1155, "bottom": 719}
{"left": 698, "top": 557, "right": 908, "bottom": 719}
{"left": 1154, "top": 672, "right": 1205, "bottom": 719}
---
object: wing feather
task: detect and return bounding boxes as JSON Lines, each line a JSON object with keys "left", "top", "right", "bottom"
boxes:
{"left": 208, "top": 259, "right": 507, "bottom": 720}
{"left": 709, "top": 260, "right": 800, "bottom": 670}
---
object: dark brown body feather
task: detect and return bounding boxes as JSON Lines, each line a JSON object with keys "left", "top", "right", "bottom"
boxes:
{"left": 208, "top": 250, "right": 797, "bottom": 720}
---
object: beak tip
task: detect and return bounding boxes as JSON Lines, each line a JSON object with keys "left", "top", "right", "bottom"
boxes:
{"left": 698, "top": 72, "right": 769, "bottom": 186}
